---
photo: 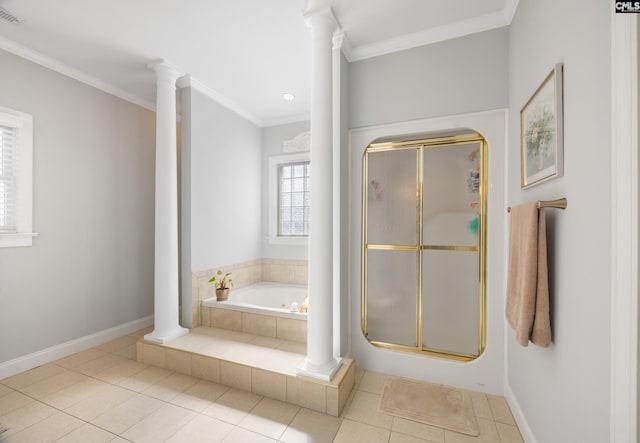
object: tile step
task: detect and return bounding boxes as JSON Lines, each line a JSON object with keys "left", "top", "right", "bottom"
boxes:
{"left": 136, "top": 326, "right": 354, "bottom": 416}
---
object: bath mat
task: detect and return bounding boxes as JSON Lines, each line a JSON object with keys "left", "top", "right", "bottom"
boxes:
{"left": 379, "top": 378, "right": 479, "bottom": 436}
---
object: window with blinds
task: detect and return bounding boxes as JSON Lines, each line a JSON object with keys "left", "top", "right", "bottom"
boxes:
{"left": 0, "top": 124, "right": 17, "bottom": 232}
{"left": 0, "top": 106, "right": 33, "bottom": 247}
{"left": 278, "top": 161, "right": 310, "bottom": 236}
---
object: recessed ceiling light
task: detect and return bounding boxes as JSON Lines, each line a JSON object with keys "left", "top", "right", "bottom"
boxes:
{"left": 282, "top": 92, "right": 295, "bottom": 101}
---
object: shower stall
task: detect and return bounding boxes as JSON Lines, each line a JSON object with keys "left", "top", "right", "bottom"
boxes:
{"left": 361, "top": 132, "right": 487, "bottom": 361}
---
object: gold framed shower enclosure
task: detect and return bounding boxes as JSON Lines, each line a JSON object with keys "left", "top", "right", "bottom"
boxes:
{"left": 361, "top": 133, "right": 487, "bottom": 362}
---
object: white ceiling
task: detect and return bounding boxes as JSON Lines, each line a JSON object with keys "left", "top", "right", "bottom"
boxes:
{"left": 0, "top": 0, "right": 517, "bottom": 126}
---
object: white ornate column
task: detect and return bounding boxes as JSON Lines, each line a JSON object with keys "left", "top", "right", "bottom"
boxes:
{"left": 145, "top": 59, "right": 189, "bottom": 344}
{"left": 297, "top": 7, "right": 341, "bottom": 381}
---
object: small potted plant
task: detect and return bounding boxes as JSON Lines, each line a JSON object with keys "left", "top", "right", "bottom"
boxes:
{"left": 209, "top": 269, "right": 233, "bottom": 301}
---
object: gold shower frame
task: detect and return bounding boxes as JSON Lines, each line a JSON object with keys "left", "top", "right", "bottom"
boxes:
{"left": 361, "top": 133, "right": 488, "bottom": 362}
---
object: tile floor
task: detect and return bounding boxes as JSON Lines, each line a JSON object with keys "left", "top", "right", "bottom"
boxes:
{"left": 0, "top": 327, "right": 523, "bottom": 442}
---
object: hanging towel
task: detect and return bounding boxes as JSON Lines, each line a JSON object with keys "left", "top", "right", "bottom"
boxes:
{"left": 505, "top": 203, "right": 551, "bottom": 347}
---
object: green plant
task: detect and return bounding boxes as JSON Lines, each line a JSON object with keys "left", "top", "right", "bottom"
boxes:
{"left": 208, "top": 269, "right": 233, "bottom": 290}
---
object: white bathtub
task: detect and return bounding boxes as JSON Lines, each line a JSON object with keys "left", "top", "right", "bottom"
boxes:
{"left": 202, "top": 281, "right": 308, "bottom": 320}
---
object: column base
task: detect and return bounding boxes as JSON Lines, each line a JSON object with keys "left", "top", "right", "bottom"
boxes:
{"left": 296, "top": 356, "right": 342, "bottom": 382}
{"left": 144, "top": 326, "right": 189, "bottom": 344}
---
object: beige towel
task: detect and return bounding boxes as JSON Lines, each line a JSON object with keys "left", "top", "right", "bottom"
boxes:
{"left": 506, "top": 203, "right": 551, "bottom": 347}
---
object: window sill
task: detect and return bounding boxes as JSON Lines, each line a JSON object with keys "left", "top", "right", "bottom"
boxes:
{"left": 268, "top": 236, "right": 309, "bottom": 246}
{"left": 0, "top": 232, "right": 38, "bottom": 248}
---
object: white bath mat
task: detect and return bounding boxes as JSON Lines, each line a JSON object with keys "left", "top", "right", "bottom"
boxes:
{"left": 379, "top": 377, "right": 479, "bottom": 436}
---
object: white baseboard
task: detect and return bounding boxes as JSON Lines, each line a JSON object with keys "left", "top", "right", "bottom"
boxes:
{"left": 0, "top": 315, "right": 153, "bottom": 380}
{"left": 504, "top": 382, "right": 537, "bottom": 443}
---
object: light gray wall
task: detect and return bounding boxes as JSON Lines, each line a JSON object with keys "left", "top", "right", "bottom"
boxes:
{"left": 184, "top": 88, "right": 262, "bottom": 273}
{"left": 261, "top": 121, "right": 310, "bottom": 261}
{"left": 0, "top": 49, "right": 156, "bottom": 364}
{"left": 348, "top": 27, "right": 509, "bottom": 129}
{"left": 507, "top": 1, "right": 611, "bottom": 441}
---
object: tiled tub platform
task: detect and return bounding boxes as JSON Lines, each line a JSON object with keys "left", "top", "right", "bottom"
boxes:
{"left": 136, "top": 327, "right": 354, "bottom": 416}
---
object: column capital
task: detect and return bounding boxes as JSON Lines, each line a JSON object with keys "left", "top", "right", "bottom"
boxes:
{"left": 147, "top": 58, "right": 184, "bottom": 82}
{"left": 303, "top": 7, "right": 338, "bottom": 34}
{"left": 332, "top": 31, "right": 345, "bottom": 50}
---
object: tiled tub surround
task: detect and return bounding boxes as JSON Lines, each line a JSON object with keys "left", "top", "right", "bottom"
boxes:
{"left": 201, "top": 281, "right": 308, "bottom": 343}
{"left": 137, "top": 326, "right": 354, "bottom": 416}
{"left": 189, "top": 259, "right": 308, "bottom": 327}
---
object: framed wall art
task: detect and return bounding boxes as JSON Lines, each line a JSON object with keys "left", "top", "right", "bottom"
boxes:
{"left": 520, "top": 63, "right": 564, "bottom": 188}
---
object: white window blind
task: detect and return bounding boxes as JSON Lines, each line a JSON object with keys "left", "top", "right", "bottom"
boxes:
{"left": 278, "top": 161, "right": 310, "bottom": 236}
{"left": 0, "top": 106, "right": 34, "bottom": 247}
{"left": 0, "top": 124, "right": 17, "bottom": 232}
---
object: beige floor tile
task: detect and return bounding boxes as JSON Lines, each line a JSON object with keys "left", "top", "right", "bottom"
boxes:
{"left": 354, "top": 367, "right": 365, "bottom": 388}
{"left": 333, "top": 419, "right": 390, "bottom": 443}
{"left": 220, "top": 426, "right": 277, "bottom": 443}
{"left": 121, "top": 403, "right": 196, "bottom": 443}
{"left": 92, "top": 359, "right": 147, "bottom": 384}
{"left": 391, "top": 417, "right": 444, "bottom": 443}
{"left": 115, "top": 365, "right": 172, "bottom": 392}
{"left": 63, "top": 384, "right": 136, "bottom": 422}
{"left": 219, "top": 343, "right": 271, "bottom": 367}
{"left": 165, "top": 414, "right": 234, "bottom": 443}
{"left": 390, "top": 431, "right": 434, "bottom": 443}
{"left": 357, "top": 370, "right": 390, "bottom": 395}
{"left": 107, "top": 437, "right": 130, "bottom": 443}
{"left": 90, "top": 393, "right": 164, "bottom": 435}
{"left": 72, "top": 354, "right": 130, "bottom": 376}
{"left": 0, "top": 391, "right": 34, "bottom": 416}
{"left": 40, "top": 378, "right": 109, "bottom": 410}
{"left": 0, "top": 384, "right": 13, "bottom": 398}
{"left": 95, "top": 335, "right": 138, "bottom": 353}
{"left": 21, "top": 370, "right": 89, "bottom": 400}
{"left": 487, "top": 395, "right": 516, "bottom": 425}
{"left": 279, "top": 408, "right": 341, "bottom": 443}
{"left": 443, "top": 418, "right": 500, "bottom": 443}
{"left": 0, "top": 400, "right": 58, "bottom": 437}
{"left": 54, "top": 422, "right": 117, "bottom": 443}
{"left": 496, "top": 422, "right": 524, "bottom": 443}
{"left": 276, "top": 340, "right": 306, "bottom": 355}
{"left": 112, "top": 343, "right": 137, "bottom": 359}
{"left": 127, "top": 326, "right": 154, "bottom": 338}
{"left": 238, "top": 397, "right": 299, "bottom": 439}
{"left": 142, "top": 372, "right": 198, "bottom": 402}
{"left": 8, "top": 411, "right": 83, "bottom": 442}
{"left": 1, "top": 364, "right": 66, "bottom": 390}
{"left": 258, "top": 350, "right": 304, "bottom": 375}
{"left": 343, "top": 390, "right": 393, "bottom": 430}
{"left": 250, "top": 336, "right": 283, "bottom": 348}
{"left": 467, "top": 392, "right": 492, "bottom": 420}
{"left": 202, "top": 388, "right": 262, "bottom": 425}
{"left": 55, "top": 349, "right": 107, "bottom": 369}
{"left": 169, "top": 380, "right": 229, "bottom": 412}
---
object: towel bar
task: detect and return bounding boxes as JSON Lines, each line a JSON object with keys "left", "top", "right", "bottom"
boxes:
{"left": 507, "top": 198, "right": 567, "bottom": 213}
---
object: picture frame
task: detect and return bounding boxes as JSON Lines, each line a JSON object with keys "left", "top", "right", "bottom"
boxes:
{"left": 520, "top": 63, "right": 564, "bottom": 188}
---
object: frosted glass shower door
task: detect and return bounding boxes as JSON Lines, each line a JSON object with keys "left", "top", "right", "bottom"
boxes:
{"left": 421, "top": 142, "right": 483, "bottom": 357}
{"left": 364, "top": 147, "right": 419, "bottom": 347}
{"left": 361, "top": 134, "right": 486, "bottom": 361}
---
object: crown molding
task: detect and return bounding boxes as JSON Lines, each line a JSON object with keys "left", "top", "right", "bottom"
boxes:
{"left": 346, "top": 10, "right": 511, "bottom": 62}
{"left": 0, "top": 36, "right": 156, "bottom": 111}
{"left": 503, "top": 0, "right": 521, "bottom": 23}
{"left": 262, "top": 112, "right": 310, "bottom": 128}
{"left": 177, "top": 74, "right": 263, "bottom": 127}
